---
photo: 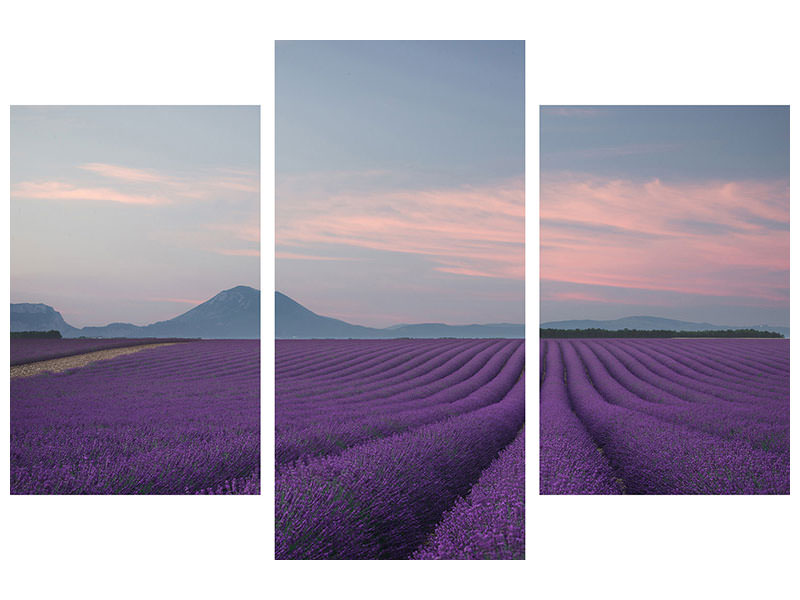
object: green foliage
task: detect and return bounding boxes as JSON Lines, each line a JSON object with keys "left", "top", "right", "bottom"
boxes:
{"left": 11, "top": 330, "right": 62, "bottom": 339}
{"left": 539, "top": 327, "right": 783, "bottom": 339}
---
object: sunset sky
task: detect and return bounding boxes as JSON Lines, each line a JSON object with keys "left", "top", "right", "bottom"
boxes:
{"left": 11, "top": 106, "right": 260, "bottom": 327}
{"left": 276, "top": 41, "right": 525, "bottom": 327}
{"left": 540, "top": 106, "right": 789, "bottom": 327}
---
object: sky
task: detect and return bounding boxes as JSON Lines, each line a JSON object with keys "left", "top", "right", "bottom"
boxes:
{"left": 276, "top": 41, "right": 525, "bottom": 327}
{"left": 540, "top": 106, "right": 789, "bottom": 327}
{"left": 11, "top": 106, "right": 260, "bottom": 327}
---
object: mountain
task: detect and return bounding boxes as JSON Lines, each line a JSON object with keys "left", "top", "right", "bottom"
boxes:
{"left": 10, "top": 286, "right": 260, "bottom": 339}
{"left": 144, "top": 285, "right": 259, "bottom": 338}
{"left": 541, "top": 316, "right": 789, "bottom": 338}
{"left": 10, "top": 303, "right": 80, "bottom": 337}
{"left": 275, "top": 292, "right": 376, "bottom": 338}
{"left": 276, "top": 291, "right": 524, "bottom": 339}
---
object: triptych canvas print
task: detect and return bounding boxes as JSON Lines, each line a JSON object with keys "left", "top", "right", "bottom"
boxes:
{"left": 7, "top": 43, "right": 789, "bottom": 561}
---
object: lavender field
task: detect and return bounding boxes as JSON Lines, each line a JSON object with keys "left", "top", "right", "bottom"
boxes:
{"left": 10, "top": 337, "right": 191, "bottom": 366}
{"left": 540, "top": 338, "right": 789, "bottom": 495}
{"left": 11, "top": 340, "right": 259, "bottom": 494}
{"left": 275, "top": 338, "right": 525, "bottom": 560}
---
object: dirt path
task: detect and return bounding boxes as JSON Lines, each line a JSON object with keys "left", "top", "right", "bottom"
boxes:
{"left": 10, "top": 342, "right": 179, "bottom": 379}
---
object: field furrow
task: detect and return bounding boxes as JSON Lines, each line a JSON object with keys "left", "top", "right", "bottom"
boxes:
{"left": 277, "top": 343, "right": 524, "bottom": 463}
{"left": 539, "top": 340, "right": 621, "bottom": 494}
{"left": 413, "top": 424, "right": 525, "bottom": 560}
{"left": 540, "top": 338, "right": 789, "bottom": 495}
{"left": 11, "top": 340, "right": 260, "bottom": 495}
{"left": 275, "top": 338, "right": 526, "bottom": 559}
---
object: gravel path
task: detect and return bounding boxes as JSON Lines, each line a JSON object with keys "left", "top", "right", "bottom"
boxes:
{"left": 10, "top": 342, "right": 179, "bottom": 379}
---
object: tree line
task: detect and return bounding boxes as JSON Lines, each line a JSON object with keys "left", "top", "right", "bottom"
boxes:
{"left": 540, "top": 328, "right": 784, "bottom": 339}
{"left": 11, "top": 330, "right": 62, "bottom": 339}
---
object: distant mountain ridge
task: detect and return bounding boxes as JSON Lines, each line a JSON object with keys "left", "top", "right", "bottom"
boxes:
{"left": 276, "top": 291, "right": 524, "bottom": 339}
{"left": 10, "top": 303, "right": 81, "bottom": 337}
{"left": 541, "top": 316, "right": 789, "bottom": 338}
{"left": 11, "top": 286, "right": 260, "bottom": 339}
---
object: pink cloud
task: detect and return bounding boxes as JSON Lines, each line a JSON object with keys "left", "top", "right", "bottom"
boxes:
{"left": 79, "top": 163, "right": 169, "bottom": 183}
{"left": 540, "top": 175, "right": 789, "bottom": 304}
{"left": 81, "top": 162, "right": 259, "bottom": 193}
{"left": 12, "top": 181, "right": 167, "bottom": 205}
{"left": 276, "top": 252, "right": 363, "bottom": 262}
{"left": 277, "top": 175, "right": 524, "bottom": 281}
{"left": 15, "top": 163, "right": 259, "bottom": 207}
{"left": 543, "top": 290, "right": 625, "bottom": 304}
{"left": 207, "top": 222, "right": 260, "bottom": 243}
{"left": 211, "top": 178, "right": 259, "bottom": 193}
{"left": 13, "top": 164, "right": 259, "bottom": 264}
{"left": 213, "top": 248, "right": 260, "bottom": 257}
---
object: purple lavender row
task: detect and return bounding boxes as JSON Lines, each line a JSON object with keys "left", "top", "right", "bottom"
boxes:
{"left": 654, "top": 340, "right": 789, "bottom": 394}
{"left": 275, "top": 338, "right": 400, "bottom": 367}
{"left": 539, "top": 338, "right": 546, "bottom": 387}
{"left": 277, "top": 339, "right": 438, "bottom": 383}
{"left": 575, "top": 341, "right": 789, "bottom": 454}
{"left": 276, "top": 339, "right": 423, "bottom": 377}
{"left": 277, "top": 340, "right": 468, "bottom": 392}
{"left": 742, "top": 339, "right": 790, "bottom": 366}
{"left": 277, "top": 342, "right": 519, "bottom": 437}
{"left": 277, "top": 340, "right": 518, "bottom": 429}
{"left": 561, "top": 340, "right": 788, "bottom": 494}
{"left": 675, "top": 338, "right": 789, "bottom": 374}
{"left": 539, "top": 340, "right": 621, "bottom": 494}
{"left": 194, "top": 469, "right": 260, "bottom": 495}
{"left": 413, "top": 425, "right": 525, "bottom": 559}
{"left": 276, "top": 342, "right": 525, "bottom": 464}
{"left": 594, "top": 340, "right": 788, "bottom": 412}
{"left": 644, "top": 339, "right": 789, "bottom": 387}
{"left": 11, "top": 341, "right": 259, "bottom": 495}
{"left": 277, "top": 343, "right": 492, "bottom": 409}
{"left": 608, "top": 340, "right": 788, "bottom": 401}
{"left": 275, "top": 373, "right": 525, "bottom": 559}
{"left": 278, "top": 340, "right": 494, "bottom": 402}
{"left": 278, "top": 341, "right": 514, "bottom": 424}
{"left": 275, "top": 338, "right": 409, "bottom": 371}
{"left": 78, "top": 340, "right": 258, "bottom": 381}
{"left": 278, "top": 342, "right": 519, "bottom": 430}
{"left": 588, "top": 340, "right": 784, "bottom": 408}
{"left": 609, "top": 339, "right": 788, "bottom": 401}
{"left": 10, "top": 337, "right": 192, "bottom": 366}
{"left": 643, "top": 339, "right": 788, "bottom": 384}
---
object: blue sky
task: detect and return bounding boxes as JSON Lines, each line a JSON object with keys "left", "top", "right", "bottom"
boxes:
{"left": 540, "top": 106, "right": 789, "bottom": 327}
{"left": 11, "top": 106, "right": 260, "bottom": 327}
{"left": 276, "top": 41, "right": 525, "bottom": 327}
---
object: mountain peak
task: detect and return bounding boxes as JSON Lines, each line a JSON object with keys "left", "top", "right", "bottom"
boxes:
{"left": 275, "top": 292, "right": 523, "bottom": 339}
{"left": 10, "top": 302, "right": 78, "bottom": 335}
{"left": 11, "top": 285, "right": 260, "bottom": 339}
{"left": 540, "top": 316, "right": 788, "bottom": 337}
{"left": 223, "top": 285, "right": 259, "bottom": 294}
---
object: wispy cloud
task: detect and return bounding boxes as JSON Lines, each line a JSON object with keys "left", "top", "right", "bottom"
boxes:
{"left": 277, "top": 174, "right": 524, "bottom": 280}
{"left": 13, "top": 163, "right": 259, "bottom": 205}
{"left": 157, "top": 218, "right": 260, "bottom": 259}
{"left": 13, "top": 162, "right": 261, "bottom": 263}
{"left": 12, "top": 181, "right": 167, "bottom": 205}
{"left": 276, "top": 251, "right": 364, "bottom": 262}
{"left": 79, "top": 163, "right": 170, "bottom": 184}
{"left": 207, "top": 222, "right": 260, "bottom": 243}
{"left": 213, "top": 248, "right": 260, "bottom": 257}
{"left": 540, "top": 174, "right": 789, "bottom": 305}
